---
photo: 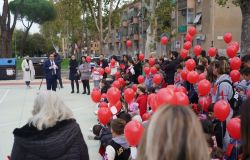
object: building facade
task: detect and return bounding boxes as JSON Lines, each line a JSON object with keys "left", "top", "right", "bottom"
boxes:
{"left": 171, "top": 0, "right": 242, "bottom": 55}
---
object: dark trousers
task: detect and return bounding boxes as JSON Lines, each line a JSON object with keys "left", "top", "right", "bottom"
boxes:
{"left": 71, "top": 80, "right": 79, "bottom": 92}
{"left": 82, "top": 80, "right": 90, "bottom": 93}
{"left": 25, "top": 81, "right": 30, "bottom": 86}
{"left": 46, "top": 75, "right": 57, "bottom": 91}
{"left": 58, "top": 76, "right": 63, "bottom": 88}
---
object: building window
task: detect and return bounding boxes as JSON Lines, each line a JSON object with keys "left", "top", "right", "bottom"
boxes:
{"left": 187, "top": 8, "right": 194, "bottom": 24}
{"left": 193, "top": 13, "right": 202, "bottom": 24}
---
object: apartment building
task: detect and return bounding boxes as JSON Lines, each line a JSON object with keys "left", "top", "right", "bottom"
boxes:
{"left": 171, "top": 0, "right": 242, "bottom": 55}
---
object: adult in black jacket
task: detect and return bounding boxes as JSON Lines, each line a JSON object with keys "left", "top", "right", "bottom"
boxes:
{"left": 164, "top": 51, "right": 179, "bottom": 85}
{"left": 69, "top": 55, "right": 79, "bottom": 93}
{"left": 10, "top": 91, "right": 89, "bottom": 160}
{"left": 134, "top": 54, "right": 143, "bottom": 84}
{"left": 98, "top": 54, "right": 108, "bottom": 78}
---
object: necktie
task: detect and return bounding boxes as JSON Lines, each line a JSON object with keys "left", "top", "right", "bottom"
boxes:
{"left": 52, "top": 61, "right": 55, "bottom": 75}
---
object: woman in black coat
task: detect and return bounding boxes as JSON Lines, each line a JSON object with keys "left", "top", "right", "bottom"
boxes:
{"left": 69, "top": 55, "right": 79, "bottom": 93}
{"left": 10, "top": 91, "right": 89, "bottom": 160}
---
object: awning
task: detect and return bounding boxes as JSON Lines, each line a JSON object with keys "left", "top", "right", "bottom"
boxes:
{"left": 193, "top": 13, "right": 202, "bottom": 24}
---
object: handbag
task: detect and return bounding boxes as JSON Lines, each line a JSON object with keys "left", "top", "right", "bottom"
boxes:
{"left": 25, "top": 68, "right": 30, "bottom": 72}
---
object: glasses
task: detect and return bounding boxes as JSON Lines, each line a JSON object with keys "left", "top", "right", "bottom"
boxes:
{"left": 50, "top": 56, "right": 54, "bottom": 57}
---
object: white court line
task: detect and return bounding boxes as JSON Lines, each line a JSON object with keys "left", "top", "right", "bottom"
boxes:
{"left": 0, "top": 89, "right": 9, "bottom": 105}
{"left": 0, "top": 106, "right": 85, "bottom": 128}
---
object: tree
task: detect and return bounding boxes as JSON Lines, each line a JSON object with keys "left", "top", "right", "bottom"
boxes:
{"left": 217, "top": 0, "right": 250, "bottom": 55}
{"left": 0, "top": 0, "right": 24, "bottom": 58}
{"left": 9, "top": 0, "right": 56, "bottom": 56}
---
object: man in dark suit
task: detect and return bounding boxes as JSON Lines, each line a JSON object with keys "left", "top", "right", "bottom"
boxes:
{"left": 43, "top": 52, "right": 59, "bottom": 91}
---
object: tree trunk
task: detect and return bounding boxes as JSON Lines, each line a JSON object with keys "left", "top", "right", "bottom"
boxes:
{"left": 98, "top": 0, "right": 103, "bottom": 55}
{"left": 20, "top": 21, "right": 33, "bottom": 57}
{"left": 240, "top": 1, "right": 250, "bottom": 55}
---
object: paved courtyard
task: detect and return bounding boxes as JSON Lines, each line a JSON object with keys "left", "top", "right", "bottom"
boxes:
{"left": 0, "top": 79, "right": 101, "bottom": 159}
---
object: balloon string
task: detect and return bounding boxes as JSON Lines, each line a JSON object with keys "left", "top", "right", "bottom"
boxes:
{"left": 236, "top": 141, "right": 238, "bottom": 160}
{"left": 221, "top": 122, "right": 224, "bottom": 148}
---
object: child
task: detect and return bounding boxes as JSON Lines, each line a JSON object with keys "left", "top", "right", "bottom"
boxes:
{"left": 105, "top": 118, "right": 131, "bottom": 160}
{"left": 136, "top": 85, "right": 148, "bottom": 118}
{"left": 92, "top": 66, "right": 102, "bottom": 89}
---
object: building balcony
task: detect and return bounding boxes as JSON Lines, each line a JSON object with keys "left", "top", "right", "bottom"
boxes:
{"left": 178, "top": 25, "right": 187, "bottom": 33}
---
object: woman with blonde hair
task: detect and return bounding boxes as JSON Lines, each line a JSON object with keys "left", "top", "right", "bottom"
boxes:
{"left": 137, "top": 106, "right": 209, "bottom": 160}
{"left": 10, "top": 91, "right": 89, "bottom": 160}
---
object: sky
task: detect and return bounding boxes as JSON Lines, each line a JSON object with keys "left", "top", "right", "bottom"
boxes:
{"left": 0, "top": 1, "right": 40, "bottom": 33}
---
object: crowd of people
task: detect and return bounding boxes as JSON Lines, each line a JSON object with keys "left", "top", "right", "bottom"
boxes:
{"left": 16, "top": 47, "right": 250, "bottom": 160}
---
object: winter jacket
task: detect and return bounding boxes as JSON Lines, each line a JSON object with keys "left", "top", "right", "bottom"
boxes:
{"left": 136, "top": 94, "right": 148, "bottom": 117}
{"left": 164, "top": 58, "right": 179, "bottom": 85}
{"left": 134, "top": 62, "right": 142, "bottom": 83}
{"left": 69, "top": 59, "right": 79, "bottom": 80}
{"left": 79, "top": 62, "right": 91, "bottom": 80}
{"left": 105, "top": 135, "right": 130, "bottom": 160}
{"left": 212, "top": 74, "right": 233, "bottom": 103}
{"left": 11, "top": 119, "right": 89, "bottom": 160}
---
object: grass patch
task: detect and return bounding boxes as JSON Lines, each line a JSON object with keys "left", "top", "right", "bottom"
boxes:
{"left": 16, "top": 58, "right": 69, "bottom": 70}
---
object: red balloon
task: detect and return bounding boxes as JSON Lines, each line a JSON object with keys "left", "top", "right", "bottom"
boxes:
{"left": 107, "top": 87, "right": 121, "bottom": 105}
{"left": 124, "top": 88, "right": 135, "bottom": 104}
{"left": 174, "top": 92, "right": 189, "bottom": 106}
{"left": 229, "top": 41, "right": 240, "bottom": 52}
{"left": 227, "top": 118, "right": 241, "bottom": 140}
{"left": 181, "top": 69, "right": 189, "bottom": 81}
{"left": 176, "top": 86, "right": 187, "bottom": 94}
{"left": 124, "top": 120, "right": 144, "bottom": 146}
{"left": 148, "top": 93, "right": 156, "bottom": 106}
{"left": 86, "top": 56, "right": 91, "bottom": 63}
{"left": 149, "top": 58, "right": 155, "bottom": 66}
{"left": 153, "top": 74, "right": 162, "bottom": 85}
{"left": 91, "top": 90, "right": 101, "bottom": 103}
{"left": 180, "top": 49, "right": 188, "bottom": 59}
{"left": 213, "top": 100, "right": 230, "bottom": 121}
{"left": 227, "top": 45, "right": 237, "bottom": 58}
{"left": 188, "top": 26, "right": 196, "bottom": 36}
{"left": 154, "top": 88, "right": 175, "bottom": 111}
{"left": 120, "top": 63, "right": 125, "bottom": 70}
{"left": 111, "top": 101, "right": 123, "bottom": 112}
{"left": 167, "top": 85, "right": 176, "bottom": 91}
{"left": 105, "top": 67, "right": 111, "bottom": 74}
{"left": 138, "top": 75, "right": 144, "bottom": 84}
{"left": 118, "top": 78, "right": 125, "bottom": 87}
{"left": 247, "top": 89, "right": 250, "bottom": 97}
{"left": 185, "top": 59, "right": 196, "bottom": 71}
{"left": 101, "top": 93, "right": 107, "bottom": 99}
{"left": 224, "top": 32, "right": 232, "bottom": 44}
{"left": 110, "top": 59, "right": 116, "bottom": 67}
{"left": 187, "top": 71, "right": 199, "bottom": 84}
{"left": 139, "top": 53, "right": 145, "bottom": 61}
{"left": 132, "top": 84, "right": 137, "bottom": 92}
{"left": 198, "top": 96, "right": 211, "bottom": 112}
{"left": 112, "top": 80, "right": 121, "bottom": 88}
{"left": 230, "top": 70, "right": 240, "bottom": 83}
{"left": 150, "top": 67, "right": 157, "bottom": 74}
{"left": 98, "top": 107, "right": 112, "bottom": 125}
{"left": 230, "top": 57, "right": 242, "bottom": 70}
{"left": 126, "top": 40, "right": 132, "bottom": 48}
{"left": 185, "top": 33, "right": 193, "bottom": 42}
{"left": 208, "top": 47, "right": 217, "bottom": 57}
{"left": 99, "top": 102, "right": 108, "bottom": 108}
{"left": 193, "top": 45, "right": 202, "bottom": 56}
{"left": 183, "top": 41, "right": 192, "bottom": 50}
{"left": 142, "top": 113, "right": 151, "bottom": 121}
{"left": 115, "top": 71, "right": 121, "bottom": 79}
{"left": 199, "top": 73, "right": 206, "bottom": 81}
{"left": 144, "top": 67, "right": 150, "bottom": 75}
{"left": 198, "top": 79, "right": 211, "bottom": 96}
{"left": 98, "top": 68, "right": 104, "bottom": 76}
{"left": 161, "top": 36, "right": 168, "bottom": 45}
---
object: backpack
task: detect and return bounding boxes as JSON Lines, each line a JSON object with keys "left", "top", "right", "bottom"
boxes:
{"left": 218, "top": 80, "right": 243, "bottom": 116}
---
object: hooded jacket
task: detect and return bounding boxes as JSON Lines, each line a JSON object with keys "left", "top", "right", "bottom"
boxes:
{"left": 11, "top": 119, "right": 89, "bottom": 160}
